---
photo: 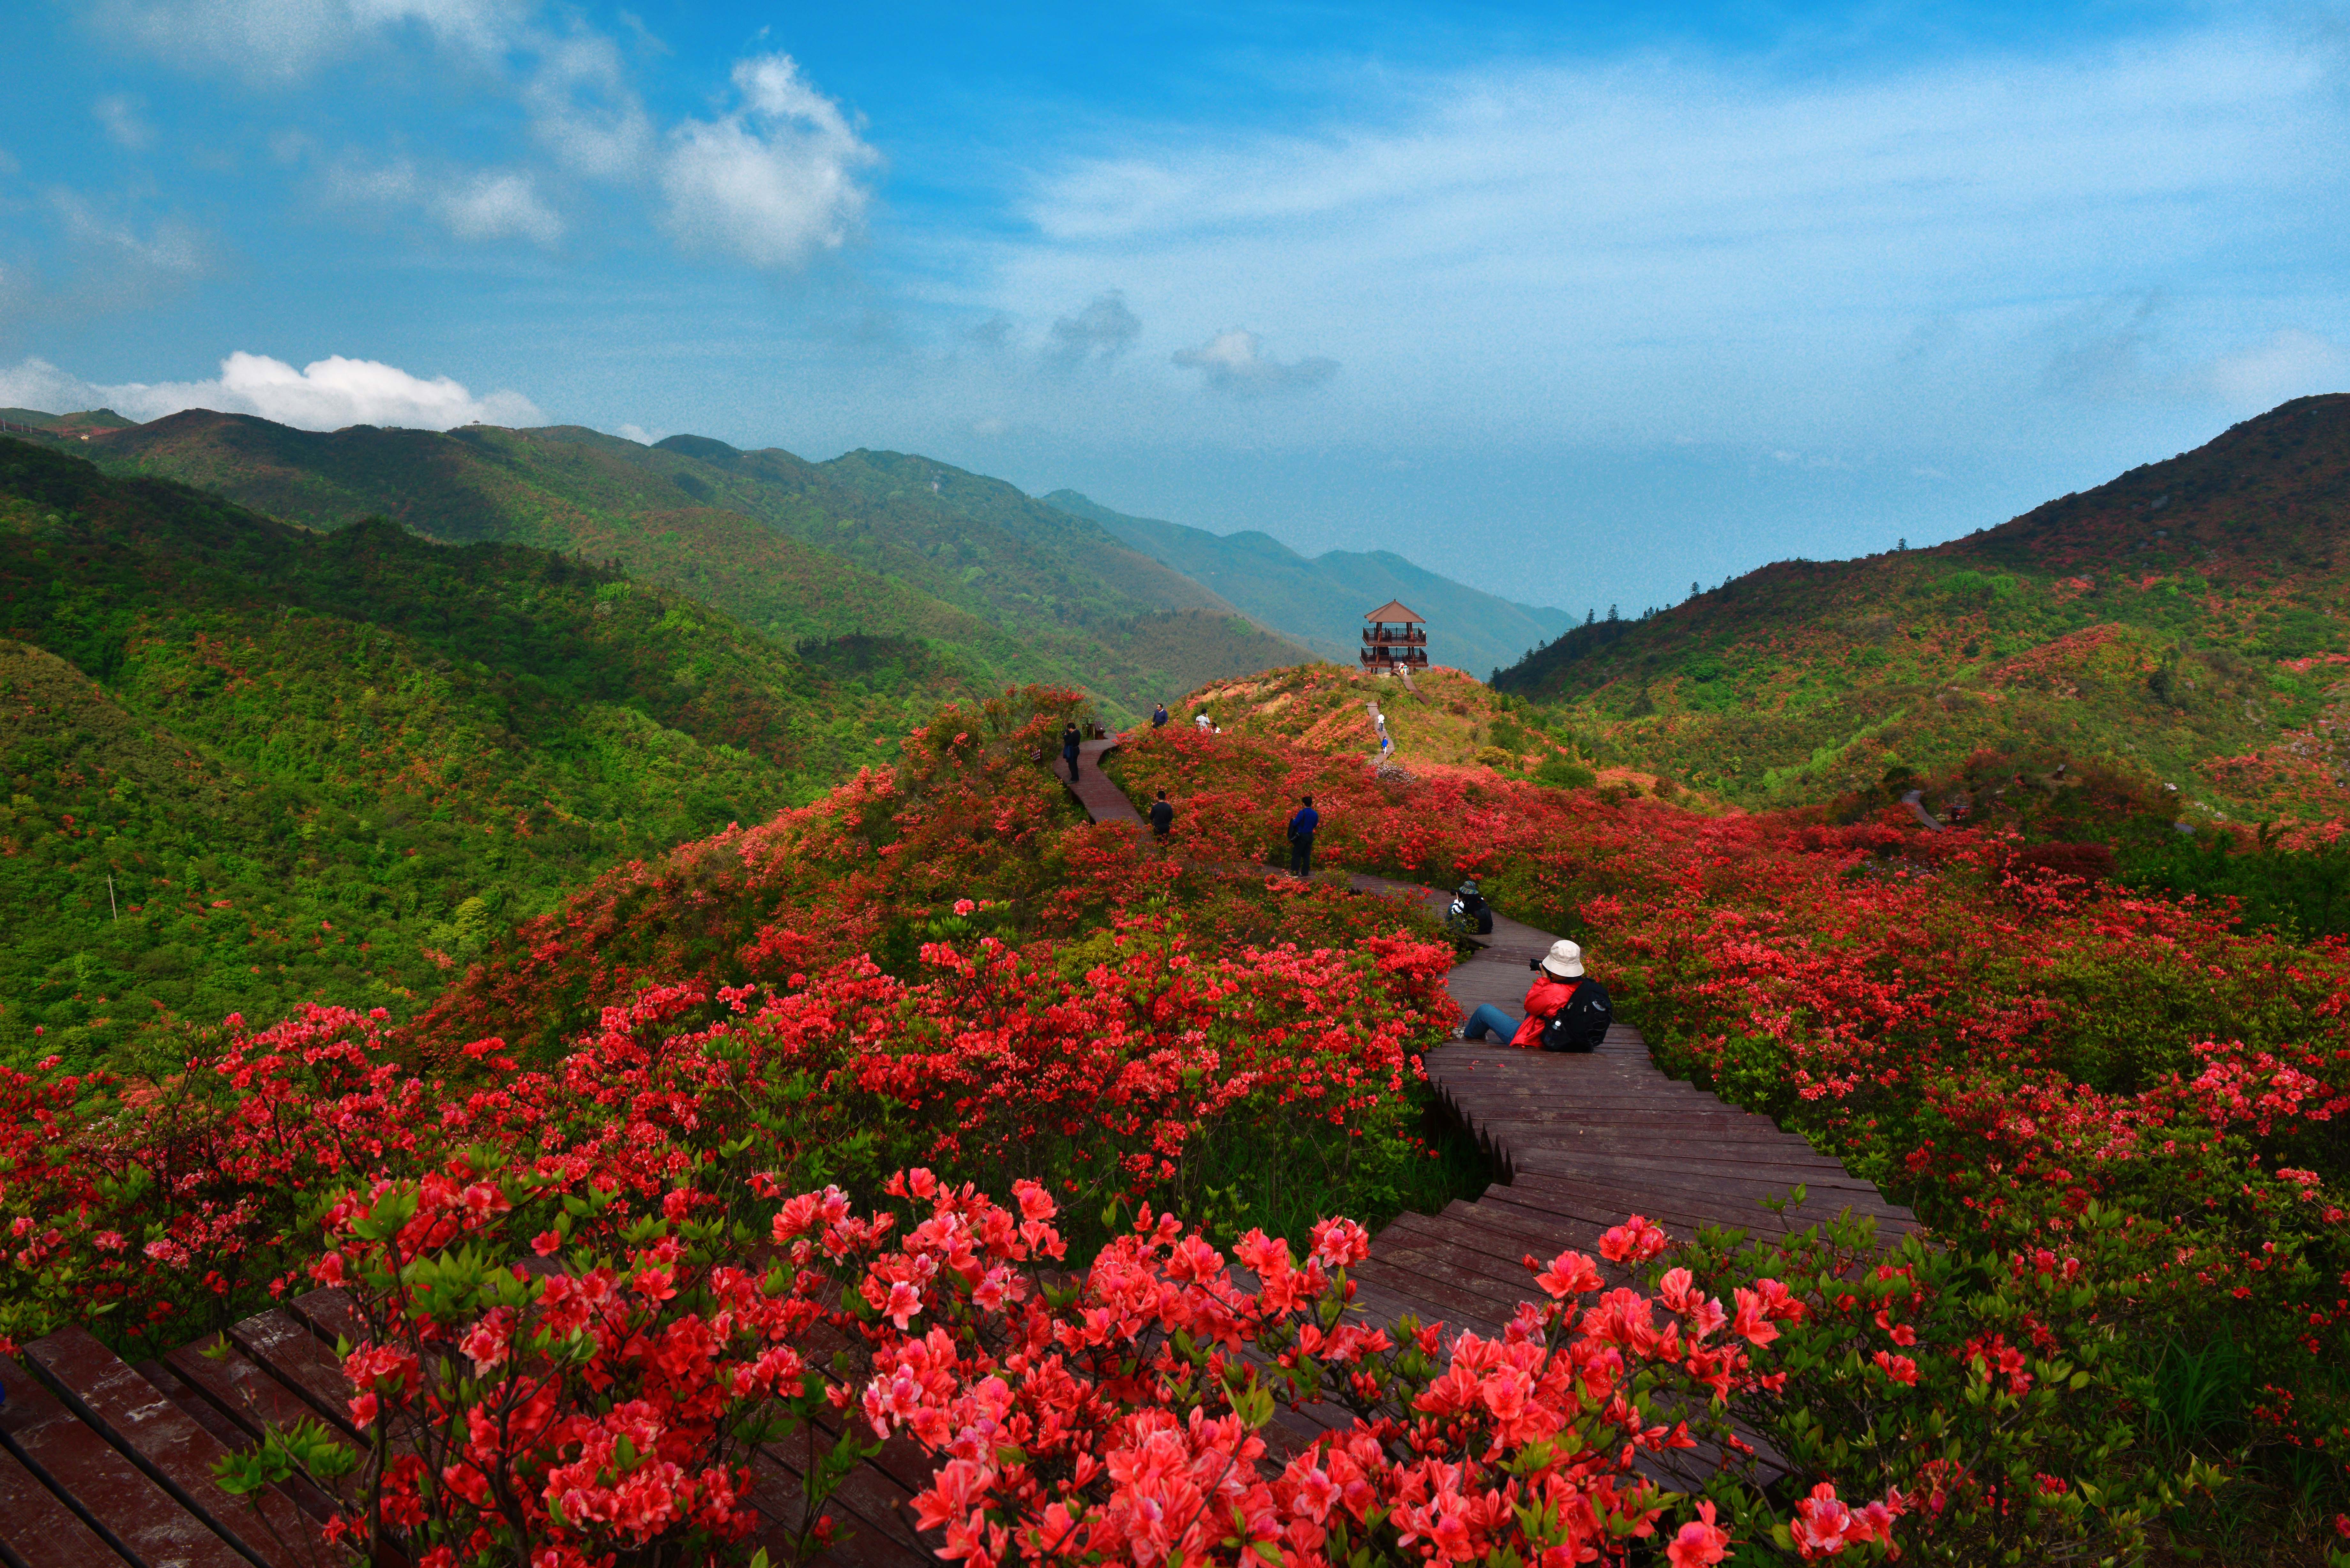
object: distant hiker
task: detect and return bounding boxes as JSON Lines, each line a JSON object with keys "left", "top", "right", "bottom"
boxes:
{"left": 1149, "top": 790, "right": 1174, "bottom": 841}
{"left": 1061, "top": 722, "right": 1082, "bottom": 782}
{"left": 1153, "top": 703, "right": 1170, "bottom": 728}
{"left": 1459, "top": 940, "right": 1613, "bottom": 1052}
{"left": 1195, "top": 712, "right": 1216, "bottom": 733}
{"left": 1446, "top": 878, "right": 1493, "bottom": 938}
{"left": 1286, "top": 794, "right": 1320, "bottom": 878}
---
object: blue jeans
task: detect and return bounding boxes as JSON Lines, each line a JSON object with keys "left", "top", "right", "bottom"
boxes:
{"left": 1462, "top": 1003, "right": 1518, "bottom": 1042}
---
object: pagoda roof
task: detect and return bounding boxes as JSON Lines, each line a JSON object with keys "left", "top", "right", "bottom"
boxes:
{"left": 1363, "top": 600, "right": 1424, "bottom": 623}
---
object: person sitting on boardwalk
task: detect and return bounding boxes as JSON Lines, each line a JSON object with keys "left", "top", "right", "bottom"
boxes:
{"left": 1149, "top": 790, "right": 1174, "bottom": 841}
{"left": 1286, "top": 795, "right": 1320, "bottom": 877}
{"left": 1459, "top": 939, "right": 1612, "bottom": 1051}
{"left": 1152, "top": 703, "right": 1170, "bottom": 728}
{"left": 1061, "top": 722, "right": 1082, "bottom": 781}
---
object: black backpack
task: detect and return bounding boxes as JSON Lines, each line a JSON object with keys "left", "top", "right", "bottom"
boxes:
{"left": 1538, "top": 979, "right": 1612, "bottom": 1053}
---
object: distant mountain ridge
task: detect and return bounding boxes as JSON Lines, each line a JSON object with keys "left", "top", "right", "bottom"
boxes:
{"left": 1041, "top": 489, "right": 1574, "bottom": 677}
{"left": 64, "top": 410, "right": 1311, "bottom": 720}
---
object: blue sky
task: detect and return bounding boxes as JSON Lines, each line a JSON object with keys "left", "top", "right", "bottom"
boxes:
{"left": 3, "top": 2, "right": 2345, "bottom": 622}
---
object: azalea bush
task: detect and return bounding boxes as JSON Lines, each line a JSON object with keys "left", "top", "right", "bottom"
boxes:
{"left": 0, "top": 905, "right": 1459, "bottom": 1358}
{"left": 242, "top": 1162, "right": 1918, "bottom": 1568}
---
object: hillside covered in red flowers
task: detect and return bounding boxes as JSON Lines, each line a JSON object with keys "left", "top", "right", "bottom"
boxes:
{"left": 5, "top": 682, "right": 2350, "bottom": 1564}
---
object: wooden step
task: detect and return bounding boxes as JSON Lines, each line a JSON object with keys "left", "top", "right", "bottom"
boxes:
{"left": 0, "top": 1350, "right": 251, "bottom": 1568}
{"left": 25, "top": 1326, "right": 322, "bottom": 1565}
{"left": 0, "top": 1437, "right": 129, "bottom": 1568}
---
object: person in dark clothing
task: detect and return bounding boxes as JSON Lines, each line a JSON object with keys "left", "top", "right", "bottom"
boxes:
{"left": 1152, "top": 703, "right": 1170, "bottom": 728}
{"left": 1287, "top": 795, "right": 1320, "bottom": 877}
{"left": 1061, "top": 722, "right": 1082, "bottom": 781}
{"left": 1149, "top": 790, "right": 1174, "bottom": 840}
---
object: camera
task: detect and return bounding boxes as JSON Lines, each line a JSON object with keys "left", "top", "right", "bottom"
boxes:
{"left": 1528, "top": 956, "right": 1544, "bottom": 973}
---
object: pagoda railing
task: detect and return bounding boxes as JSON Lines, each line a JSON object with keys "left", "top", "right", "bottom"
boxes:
{"left": 1361, "top": 628, "right": 1427, "bottom": 646}
{"left": 1359, "top": 645, "right": 1429, "bottom": 668}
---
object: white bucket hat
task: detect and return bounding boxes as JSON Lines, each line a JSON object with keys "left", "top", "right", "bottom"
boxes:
{"left": 1540, "top": 939, "right": 1585, "bottom": 979}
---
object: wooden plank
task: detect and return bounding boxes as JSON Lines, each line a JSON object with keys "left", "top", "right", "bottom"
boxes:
{"left": 1512, "top": 1170, "right": 1914, "bottom": 1229}
{"left": 746, "top": 1447, "right": 931, "bottom": 1568}
{"left": 0, "top": 1351, "right": 250, "bottom": 1568}
{"left": 224, "top": 1312, "right": 360, "bottom": 1441}
{"left": 162, "top": 1341, "right": 332, "bottom": 1452}
{"left": 0, "top": 1437, "right": 130, "bottom": 1568}
{"left": 1472, "top": 1119, "right": 1827, "bottom": 1152}
{"left": 1510, "top": 1145, "right": 1862, "bottom": 1181}
{"left": 131, "top": 1361, "right": 254, "bottom": 1463}
{"left": 1479, "top": 1182, "right": 1798, "bottom": 1242}
{"left": 1366, "top": 1230, "right": 1546, "bottom": 1312}
{"left": 282, "top": 1290, "right": 363, "bottom": 1351}
{"left": 27, "top": 1326, "right": 322, "bottom": 1566}
{"left": 1352, "top": 1256, "right": 1521, "bottom": 1323}
{"left": 1510, "top": 1169, "right": 1914, "bottom": 1237}
{"left": 1510, "top": 1167, "right": 1910, "bottom": 1220}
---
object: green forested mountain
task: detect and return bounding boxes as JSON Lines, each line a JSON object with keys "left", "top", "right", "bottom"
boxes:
{"left": 0, "top": 436, "right": 957, "bottom": 1069}
{"left": 1042, "top": 489, "right": 1574, "bottom": 676}
{"left": 70, "top": 412, "right": 1310, "bottom": 719}
{"left": 1492, "top": 395, "right": 2350, "bottom": 819}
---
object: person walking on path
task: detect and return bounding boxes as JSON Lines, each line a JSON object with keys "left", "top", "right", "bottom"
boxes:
{"left": 1286, "top": 795, "right": 1320, "bottom": 877}
{"left": 1459, "top": 939, "right": 1613, "bottom": 1050}
{"left": 1061, "top": 722, "right": 1082, "bottom": 782}
{"left": 1152, "top": 703, "right": 1170, "bottom": 728}
{"left": 1149, "top": 790, "right": 1174, "bottom": 842}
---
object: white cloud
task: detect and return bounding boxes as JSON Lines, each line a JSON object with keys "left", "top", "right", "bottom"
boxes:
{"left": 50, "top": 190, "right": 209, "bottom": 276}
{"left": 93, "top": 94, "right": 153, "bottom": 151}
{"left": 323, "top": 155, "right": 421, "bottom": 206}
{"left": 1171, "top": 329, "right": 1337, "bottom": 395}
{"left": 322, "top": 157, "right": 560, "bottom": 246}
{"left": 433, "top": 170, "right": 562, "bottom": 245}
{"left": 613, "top": 422, "right": 654, "bottom": 444}
{"left": 107, "top": 0, "right": 519, "bottom": 81}
{"left": 1045, "top": 291, "right": 1141, "bottom": 367}
{"left": 660, "top": 53, "right": 880, "bottom": 269}
{"left": 982, "top": 24, "right": 2350, "bottom": 445}
{"left": 0, "top": 352, "right": 541, "bottom": 430}
{"left": 2207, "top": 330, "right": 2346, "bottom": 410}
{"left": 524, "top": 29, "right": 652, "bottom": 178}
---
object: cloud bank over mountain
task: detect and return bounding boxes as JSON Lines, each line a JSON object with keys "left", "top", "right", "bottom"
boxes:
{"left": 0, "top": 353, "right": 542, "bottom": 431}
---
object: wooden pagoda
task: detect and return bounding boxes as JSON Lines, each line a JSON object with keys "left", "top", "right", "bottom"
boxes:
{"left": 1361, "top": 600, "right": 1428, "bottom": 673}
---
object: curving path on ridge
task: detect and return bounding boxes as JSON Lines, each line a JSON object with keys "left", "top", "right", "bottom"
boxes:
{"left": 1040, "top": 744, "right": 1922, "bottom": 1338}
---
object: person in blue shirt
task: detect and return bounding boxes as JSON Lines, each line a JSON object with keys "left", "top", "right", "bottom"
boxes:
{"left": 1287, "top": 795, "right": 1320, "bottom": 877}
{"left": 1152, "top": 703, "right": 1170, "bottom": 728}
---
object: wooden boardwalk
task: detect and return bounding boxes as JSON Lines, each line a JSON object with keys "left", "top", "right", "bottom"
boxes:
{"left": 1053, "top": 735, "right": 1143, "bottom": 826}
{"left": 0, "top": 747, "right": 1914, "bottom": 1567}
{"left": 1351, "top": 878, "right": 1918, "bottom": 1337}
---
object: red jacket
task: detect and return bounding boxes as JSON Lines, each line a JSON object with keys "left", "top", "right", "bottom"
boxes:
{"left": 1512, "top": 975, "right": 1581, "bottom": 1048}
